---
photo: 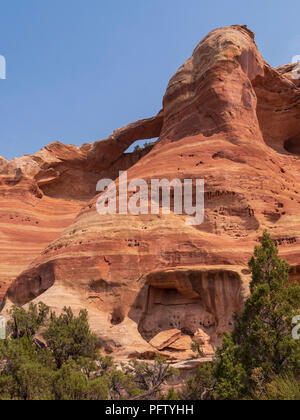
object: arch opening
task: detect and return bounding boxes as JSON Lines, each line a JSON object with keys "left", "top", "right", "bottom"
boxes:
{"left": 125, "top": 138, "right": 158, "bottom": 154}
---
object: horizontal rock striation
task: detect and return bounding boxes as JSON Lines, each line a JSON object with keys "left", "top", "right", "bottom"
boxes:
{"left": 2, "top": 25, "right": 300, "bottom": 359}
{"left": 0, "top": 117, "right": 161, "bottom": 308}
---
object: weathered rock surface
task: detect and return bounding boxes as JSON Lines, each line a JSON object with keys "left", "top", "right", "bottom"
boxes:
{"left": 140, "top": 266, "right": 247, "bottom": 350}
{"left": 1, "top": 25, "right": 300, "bottom": 360}
{"left": 0, "top": 117, "right": 159, "bottom": 308}
{"left": 168, "top": 335, "right": 193, "bottom": 351}
{"left": 277, "top": 63, "right": 300, "bottom": 88}
{"left": 149, "top": 329, "right": 182, "bottom": 350}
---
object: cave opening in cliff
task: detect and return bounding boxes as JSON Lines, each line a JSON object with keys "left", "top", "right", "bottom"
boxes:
{"left": 139, "top": 285, "right": 216, "bottom": 340}
{"left": 284, "top": 135, "right": 300, "bottom": 156}
{"left": 138, "top": 268, "right": 244, "bottom": 352}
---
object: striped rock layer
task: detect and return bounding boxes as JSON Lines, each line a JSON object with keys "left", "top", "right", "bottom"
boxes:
{"left": 1, "top": 25, "right": 300, "bottom": 359}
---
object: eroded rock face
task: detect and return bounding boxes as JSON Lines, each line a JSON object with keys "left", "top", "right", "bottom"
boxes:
{"left": 139, "top": 267, "right": 246, "bottom": 350}
{"left": 0, "top": 117, "right": 161, "bottom": 307}
{"left": 277, "top": 63, "right": 300, "bottom": 88}
{"left": 2, "top": 25, "right": 300, "bottom": 360}
{"left": 0, "top": 170, "right": 84, "bottom": 308}
{"left": 149, "top": 329, "right": 182, "bottom": 351}
{"left": 87, "top": 110, "right": 163, "bottom": 171}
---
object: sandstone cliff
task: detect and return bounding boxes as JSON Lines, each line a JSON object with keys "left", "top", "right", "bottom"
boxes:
{"left": 1, "top": 25, "right": 300, "bottom": 360}
{"left": 0, "top": 126, "right": 159, "bottom": 308}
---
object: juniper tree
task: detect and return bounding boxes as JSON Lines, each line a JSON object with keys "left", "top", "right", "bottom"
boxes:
{"left": 214, "top": 232, "right": 300, "bottom": 399}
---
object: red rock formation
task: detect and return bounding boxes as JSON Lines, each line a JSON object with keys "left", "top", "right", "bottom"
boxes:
{"left": 149, "top": 329, "right": 182, "bottom": 351}
{"left": 140, "top": 266, "right": 247, "bottom": 349}
{"left": 2, "top": 25, "right": 300, "bottom": 360}
{"left": 0, "top": 116, "right": 161, "bottom": 309}
{"left": 277, "top": 63, "right": 300, "bottom": 88}
{"left": 0, "top": 159, "right": 84, "bottom": 308}
{"left": 87, "top": 110, "right": 163, "bottom": 171}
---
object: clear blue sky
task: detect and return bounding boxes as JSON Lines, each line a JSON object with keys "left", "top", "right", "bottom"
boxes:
{"left": 0, "top": 0, "right": 299, "bottom": 160}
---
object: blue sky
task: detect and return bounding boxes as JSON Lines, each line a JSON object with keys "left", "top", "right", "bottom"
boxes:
{"left": 0, "top": 0, "right": 299, "bottom": 160}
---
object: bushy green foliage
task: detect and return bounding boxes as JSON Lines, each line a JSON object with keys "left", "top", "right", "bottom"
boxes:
{"left": 8, "top": 302, "right": 50, "bottom": 339}
{"left": 0, "top": 305, "right": 175, "bottom": 400}
{"left": 187, "top": 232, "right": 300, "bottom": 400}
{"left": 191, "top": 340, "right": 205, "bottom": 358}
{"left": 0, "top": 335, "right": 55, "bottom": 400}
{"left": 214, "top": 334, "right": 248, "bottom": 400}
{"left": 233, "top": 232, "right": 300, "bottom": 378}
{"left": 2, "top": 232, "right": 298, "bottom": 400}
{"left": 52, "top": 360, "right": 110, "bottom": 401}
{"left": 45, "top": 307, "right": 98, "bottom": 368}
{"left": 258, "top": 374, "right": 300, "bottom": 400}
{"left": 134, "top": 142, "right": 153, "bottom": 153}
{"left": 134, "top": 145, "right": 142, "bottom": 152}
{"left": 124, "top": 356, "right": 179, "bottom": 400}
{"left": 0, "top": 305, "right": 115, "bottom": 400}
{"left": 163, "top": 388, "right": 180, "bottom": 400}
{"left": 183, "top": 363, "right": 215, "bottom": 400}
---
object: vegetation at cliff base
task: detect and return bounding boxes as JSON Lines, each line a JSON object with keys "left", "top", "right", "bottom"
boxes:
{"left": 185, "top": 232, "right": 300, "bottom": 400}
{"left": 0, "top": 232, "right": 299, "bottom": 400}
{"left": 0, "top": 305, "right": 177, "bottom": 400}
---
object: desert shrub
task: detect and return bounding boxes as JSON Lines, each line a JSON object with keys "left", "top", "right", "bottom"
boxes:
{"left": 8, "top": 302, "right": 50, "bottom": 339}
{"left": 0, "top": 305, "right": 175, "bottom": 400}
{"left": 44, "top": 307, "right": 98, "bottom": 368}
{"left": 185, "top": 232, "right": 300, "bottom": 400}
{"left": 259, "top": 374, "right": 300, "bottom": 400}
